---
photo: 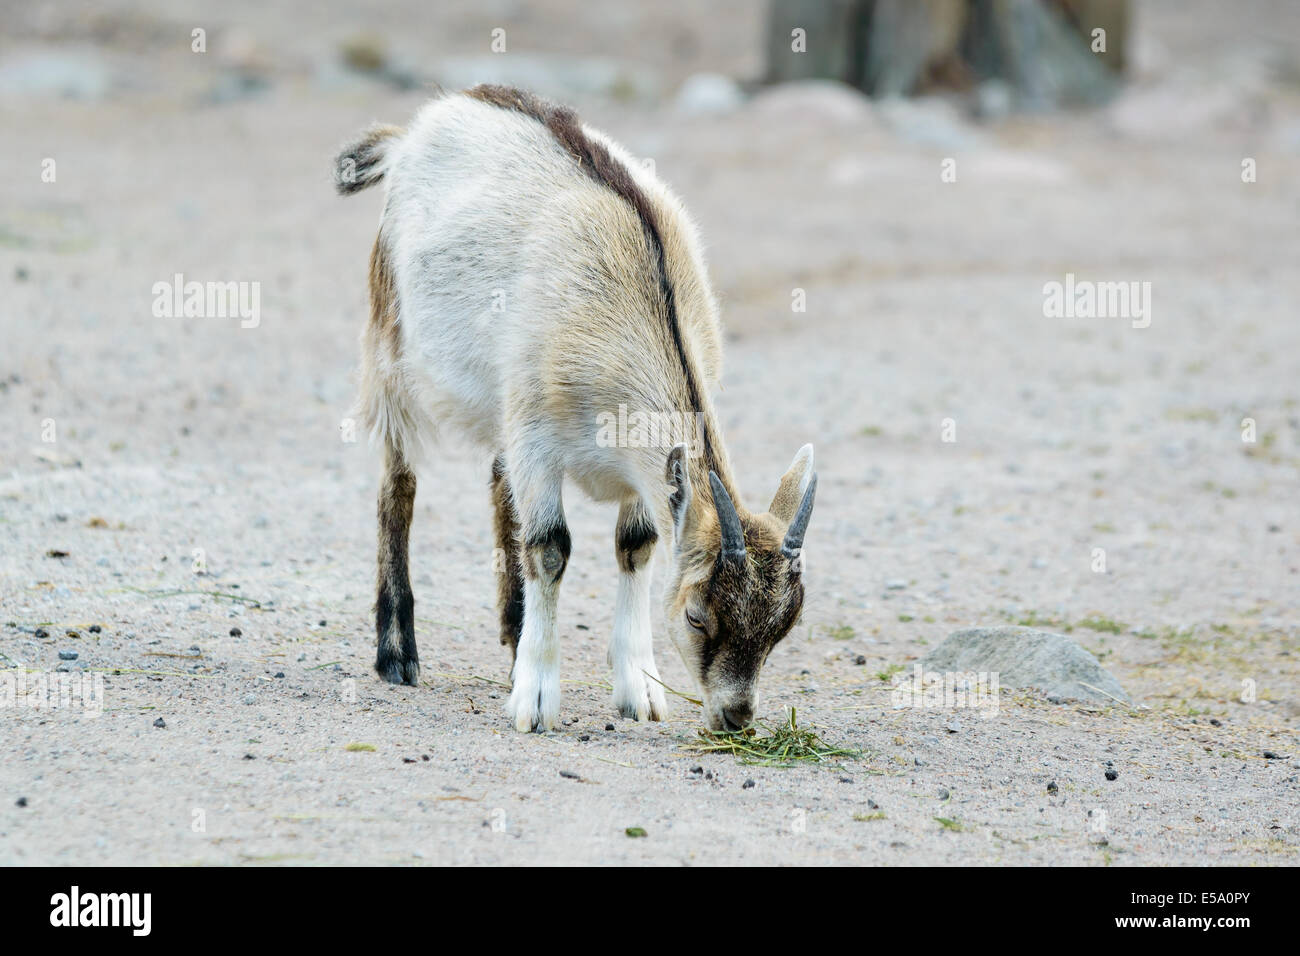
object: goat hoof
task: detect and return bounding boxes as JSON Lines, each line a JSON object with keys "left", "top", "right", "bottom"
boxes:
{"left": 613, "top": 669, "right": 668, "bottom": 722}
{"left": 506, "top": 667, "right": 559, "bottom": 732}
{"left": 375, "top": 655, "right": 419, "bottom": 686}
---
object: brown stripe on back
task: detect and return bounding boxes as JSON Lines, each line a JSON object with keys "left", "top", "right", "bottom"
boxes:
{"left": 464, "top": 83, "right": 718, "bottom": 471}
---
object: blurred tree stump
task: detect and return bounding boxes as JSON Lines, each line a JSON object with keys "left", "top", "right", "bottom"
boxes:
{"left": 765, "top": 0, "right": 1127, "bottom": 108}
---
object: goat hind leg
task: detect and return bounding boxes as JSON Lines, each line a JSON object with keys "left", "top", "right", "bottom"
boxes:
{"left": 374, "top": 441, "right": 419, "bottom": 685}
{"left": 489, "top": 454, "right": 525, "bottom": 664}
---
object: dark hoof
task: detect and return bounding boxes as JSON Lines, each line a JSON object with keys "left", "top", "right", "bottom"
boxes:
{"left": 376, "top": 655, "right": 419, "bottom": 686}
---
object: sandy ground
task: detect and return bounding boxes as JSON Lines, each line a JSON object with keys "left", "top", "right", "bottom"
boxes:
{"left": 2, "top": 0, "right": 1299, "bottom": 865}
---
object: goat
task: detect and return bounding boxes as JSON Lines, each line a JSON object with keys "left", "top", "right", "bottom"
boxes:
{"left": 334, "top": 85, "right": 818, "bottom": 732}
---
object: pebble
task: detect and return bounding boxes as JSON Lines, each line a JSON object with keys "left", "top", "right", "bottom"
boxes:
{"left": 854, "top": 655, "right": 867, "bottom": 665}
{"left": 242, "top": 694, "right": 256, "bottom": 705}
{"left": 230, "top": 627, "right": 242, "bottom": 637}
{"left": 938, "top": 788, "right": 950, "bottom": 800}
{"left": 58, "top": 650, "right": 78, "bottom": 661}
{"left": 34, "top": 628, "right": 49, "bottom": 639}
{"left": 604, "top": 723, "right": 615, "bottom": 731}
{"left": 945, "top": 720, "right": 962, "bottom": 733}
{"left": 88, "top": 625, "right": 102, "bottom": 633}
{"left": 153, "top": 718, "right": 166, "bottom": 729}
{"left": 1105, "top": 769, "right": 1119, "bottom": 781}
{"left": 16, "top": 797, "right": 28, "bottom": 808}
{"left": 1262, "top": 751, "right": 1281, "bottom": 760}
{"left": 885, "top": 579, "right": 908, "bottom": 590}
{"left": 742, "top": 779, "right": 755, "bottom": 789}
{"left": 1047, "top": 780, "right": 1058, "bottom": 794}
{"left": 274, "top": 672, "right": 285, "bottom": 679}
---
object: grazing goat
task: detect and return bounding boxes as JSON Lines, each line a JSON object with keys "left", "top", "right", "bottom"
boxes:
{"left": 335, "top": 85, "right": 818, "bottom": 732}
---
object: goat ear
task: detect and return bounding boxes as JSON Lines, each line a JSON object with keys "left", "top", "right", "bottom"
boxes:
{"left": 769, "top": 444, "right": 814, "bottom": 524}
{"left": 665, "top": 443, "right": 693, "bottom": 542}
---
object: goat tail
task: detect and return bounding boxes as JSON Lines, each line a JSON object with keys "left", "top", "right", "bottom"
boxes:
{"left": 334, "top": 124, "right": 403, "bottom": 195}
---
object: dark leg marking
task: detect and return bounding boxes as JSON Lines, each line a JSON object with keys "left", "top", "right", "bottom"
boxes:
{"left": 490, "top": 454, "right": 525, "bottom": 659}
{"left": 615, "top": 501, "right": 658, "bottom": 574}
{"left": 524, "top": 522, "right": 571, "bottom": 585}
{"left": 375, "top": 443, "right": 418, "bottom": 685}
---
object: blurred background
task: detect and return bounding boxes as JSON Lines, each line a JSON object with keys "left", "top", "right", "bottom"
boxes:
{"left": 2, "top": 0, "right": 1299, "bottom": 746}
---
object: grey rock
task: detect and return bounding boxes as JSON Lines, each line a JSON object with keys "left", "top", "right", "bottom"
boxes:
{"left": 58, "top": 650, "right": 78, "bottom": 661}
{"left": 0, "top": 52, "right": 110, "bottom": 100}
{"left": 674, "top": 73, "right": 744, "bottom": 115}
{"left": 920, "top": 626, "right": 1131, "bottom": 705}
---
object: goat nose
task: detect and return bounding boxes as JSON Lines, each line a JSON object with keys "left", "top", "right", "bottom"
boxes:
{"left": 722, "top": 704, "right": 753, "bottom": 730}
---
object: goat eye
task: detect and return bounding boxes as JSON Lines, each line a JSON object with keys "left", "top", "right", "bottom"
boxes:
{"left": 685, "top": 610, "right": 705, "bottom": 632}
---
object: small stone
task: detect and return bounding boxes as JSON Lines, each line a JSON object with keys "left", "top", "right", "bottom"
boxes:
{"left": 938, "top": 788, "right": 950, "bottom": 800}
{"left": 867, "top": 798, "right": 880, "bottom": 810}
{"left": 578, "top": 734, "right": 590, "bottom": 742}
{"left": 34, "top": 628, "right": 49, "bottom": 639}
{"left": 319, "top": 619, "right": 327, "bottom": 627}
{"left": 88, "top": 624, "right": 102, "bottom": 634}
{"left": 242, "top": 694, "right": 256, "bottom": 705}
{"left": 243, "top": 754, "right": 256, "bottom": 760}
{"left": 854, "top": 655, "right": 867, "bottom": 665}
{"left": 1263, "top": 751, "right": 1282, "bottom": 760}
{"left": 605, "top": 723, "right": 615, "bottom": 731}
{"left": 1105, "top": 769, "right": 1119, "bottom": 781}
{"left": 1046, "top": 780, "right": 1058, "bottom": 794}
{"left": 558, "top": 770, "right": 581, "bottom": 780}
{"left": 742, "top": 779, "right": 755, "bottom": 789}
{"left": 153, "top": 718, "right": 166, "bottom": 729}
{"left": 58, "top": 650, "right": 78, "bottom": 661}
{"left": 274, "top": 672, "right": 285, "bottom": 679}
{"left": 16, "top": 797, "right": 28, "bottom": 807}
{"left": 230, "top": 627, "right": 242, "bottom": 637}
{"left": 885, "top": 579, "right": 908, "bottom": 590}
{"left": 945, "top": 720, "right": 962, "bottom": 733}
{"left": 839, "top": 776, "right": 853, "bottom": 784}
{"left": 690, "top": 766, "right": 704, "bottom": 775}
{"left": 1209, "top": 718, "right": 1222, "bottom": 727}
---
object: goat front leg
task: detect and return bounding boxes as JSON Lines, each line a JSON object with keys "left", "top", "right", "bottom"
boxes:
{"left": 609, "top": 499, "right": 667, "bottom": 721}
{"left": 504, "top": 465, "right": 568, "bottom": 732}
{"left": 375, "top": 441, "right": 418, "bottom": 685}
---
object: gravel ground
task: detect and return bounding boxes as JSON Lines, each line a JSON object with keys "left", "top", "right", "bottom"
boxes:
{"left": 2, "top": 0, "right": 1298, "bottom": 865}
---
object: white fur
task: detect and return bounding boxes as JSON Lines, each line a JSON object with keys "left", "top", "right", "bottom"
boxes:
{"left": 608, "top": 562, "right": 667, "bottom": 721}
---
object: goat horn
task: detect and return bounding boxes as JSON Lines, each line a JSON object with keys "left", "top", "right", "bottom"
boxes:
{"left": 781, "top": 473, "right": 817, "bottom": 562}
{"left": 709, "top": 471, "right": 746, "bottom": 562}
